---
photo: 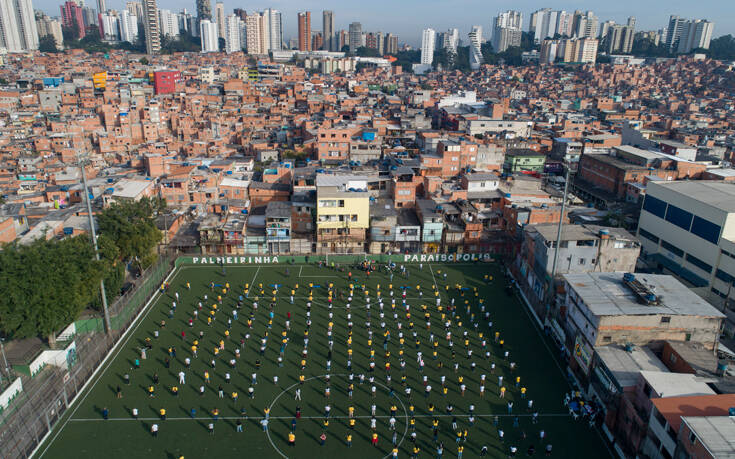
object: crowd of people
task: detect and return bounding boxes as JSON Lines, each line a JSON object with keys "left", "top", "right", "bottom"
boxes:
{"left": 109, "top": 261, "right": 569, "bottom": 457}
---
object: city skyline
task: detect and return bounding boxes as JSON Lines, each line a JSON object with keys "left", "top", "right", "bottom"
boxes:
{"left": 32, "top": 0, "right": 735, "bottom": 45}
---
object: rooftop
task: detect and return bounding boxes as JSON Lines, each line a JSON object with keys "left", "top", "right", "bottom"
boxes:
{"left": 650, "top": 181, "right": 735, "bottom": 213}
{"left": 681, "top": 416, "right": 735, "bottom": 458}
{"left": 640, "top": 370, "right": 716, "bottom": 398}
{"left": 596, "top": 345, "right": 669, "bottom": 389}
{"left": 563, "top": 272, "right": 726, "bottom": 318}
{"left": 652, "top": 394, "right": 735, "bottom": 433}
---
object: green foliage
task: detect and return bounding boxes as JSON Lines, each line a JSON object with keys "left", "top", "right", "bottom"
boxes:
{"left": 139, "top": 57, "right": 149, "bottom": 65}
{"left": 39, "top": 35, "right": 59, "bottom": 53}
{"left": 96, "top": 197, "right": 164, "bottom": 266}
{"left": 0, "top": 237, "right": 105, "bottom": 342}
{"left": 160, "top": 32, "right": 201, "bottom": 54}
{"left": 631, "top": 37, "right": 674, "bottom": 58}
{"left": 355, "top": 46, "right": 380, "bottom": 57}
{"left": 392, "top": 49, "right": 421, "bottom": 73}
{"left": 705, "top": 35, "right": 735, "bottom": 61}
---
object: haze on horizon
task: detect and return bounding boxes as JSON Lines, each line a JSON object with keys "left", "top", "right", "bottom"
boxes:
{"left": 35, "top": 0, "right": 735, "bottom": 45}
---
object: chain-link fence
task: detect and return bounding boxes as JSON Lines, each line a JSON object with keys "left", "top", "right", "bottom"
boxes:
{"left": 0, "top": 255, "right": 174, "bottom": 459}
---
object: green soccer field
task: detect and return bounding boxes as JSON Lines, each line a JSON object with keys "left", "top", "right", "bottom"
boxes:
{"left": 37, "top": 259, "right": 610, "bottom": 458}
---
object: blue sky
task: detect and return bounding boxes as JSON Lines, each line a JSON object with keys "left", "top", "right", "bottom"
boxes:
{"left": 38, "top": 0, "right": 734, "bottom": 46}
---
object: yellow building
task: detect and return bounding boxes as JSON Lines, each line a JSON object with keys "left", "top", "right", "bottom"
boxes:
{"left": 316, "top": 174, "right": 370, "bottom": 254}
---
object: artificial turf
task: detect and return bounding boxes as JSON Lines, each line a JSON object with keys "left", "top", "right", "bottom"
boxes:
{"left": 38, "top": 260, "right": 609, "bottom": 458}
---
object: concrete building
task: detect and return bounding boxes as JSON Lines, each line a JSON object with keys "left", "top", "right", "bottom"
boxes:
{"left": 518, "top": 224, "right": 639, "bottom": 318}
{"left": 141, "top": 0, "right": 161, "bottom": 54}
{"left": 322, "top": 10, "right": 334, "bottom": 51}
{"left": 36, "top": 13, "right": 64, "bottom": 50}
{"left": 1, "top": 0, "right": 38, "bottom": 51}
{"left": 562, "top": 272, "right": 725, "bottom": 361}
{"left": 224, "top": 14, "right": 242, "bottom": 54}
{"left": 416, "top": 199, "right": 443, "bottom": 253}
{"left": 196, "top": 0, "right": 211, "bottom": 21}
{"left": 315, "top": 173, "right": 370, "bottom": 254}
{"left": 297, "top": 11, "right": 311, "bottom": 51}
{"left": 348, "top": 22, "right": 361, "bottom": 53}
{"left": 492, "top": 10, "right": 522, "bottom": 53}
{"left": 199, "top": 19, "right": 218, "bottom": 53}
{"left": 158, "top": 9, "right": 179, "bottom": 38}
{"left": 503, "top": 149, "right": 545, "bottom": 174}
{"left": 214, "top": 1, "right": 224, "bottom": 39}
{"left": 666, "top": 16, "right": 714, "bottom": 53}
{"left": 637, "top": 181, "right": 735, "bottom": 313}
{"left": 245, "top": 12, "right": 267, "bottom": 55}
{"left": 265, "top": 200, "right": 291, "bottom": 254}
{"left": 420, "top": 28, "right": 435, "bottom": 65}
{"left": 468, "top": 26, "right": 484, "bottom": 70}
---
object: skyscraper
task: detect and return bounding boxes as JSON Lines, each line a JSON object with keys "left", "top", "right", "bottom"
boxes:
{"left": 264, "top": 8, "right": 282, "bottom": 51}
{"left": 200, "top": 18, "right": 217, "bottom": 52}
{"left": 384, "top": 33, "right": 398, "bottom": 54}
{"left": 119, "top": 9, "right": 138, "bottom": 43}
{"left": 142, "top": 0, "right": 160, "bottom": 54}
{"left": 297, "top": 11, "right": 311, "bottom": 51}
{"left": 5, "top": 0, "right": 38, "bottom": 51}
{"left": 420, "top": 28, "right": 435, "bottom": 65}
{"left": 196, "top": 0, "right": 211, "bottom": 21}
{"left": 96, "top": 0, "right": 105, "bottom": 14}
{"left": 322, "top": 10, "right": 334, "bottom": 51}
{"left": 215, "top": 2, "right": 224, "bottom": 39}
{"left": 492, "top": 10, "right": 522, "bottom": 52}
{"left": 224, "top": 14, "right": 241, "bottom": 53}
{"left": 60, "top": 1, "right": 85, "bottom": 39}
{"left": 36, "top": 13, "right": 64, "bottom": 49}
{"left": 572, "top": 10, "right": 598, "bottom": 38}
{"left": 158, "top": 9, "right": 179, "bottom": 38}
{"left": 468, "top": 25, "right": 484, "bottom": 70}
{"left": 233, "top": 8, "right": 246, "bottom": 21}
{"left": 246, "top": 12, "right": 270, "bottom": 54}
{"left": 676, "top": 19, "right": 714, "bottom": 53}
{"left": 348, "top": 22, "right": 361, "bottom": 53}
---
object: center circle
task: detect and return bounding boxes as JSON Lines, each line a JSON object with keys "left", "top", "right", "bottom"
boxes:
{"left": 265, "top": 373, "right": 409, "bottom": 459}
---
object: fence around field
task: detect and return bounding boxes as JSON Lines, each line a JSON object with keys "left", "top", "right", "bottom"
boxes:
{"left": 0, "top": 255, "right": 174, "bottom": 459}
{"left": 2, "top": 250, "right": 502, "bottom": 459}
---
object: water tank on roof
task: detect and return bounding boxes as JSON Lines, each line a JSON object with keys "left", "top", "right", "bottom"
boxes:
{"left": 623, "top": 273, "right": 635, "bottom": 283}
{"left": 107, "top": 178, "right": 114, "bottom": 183}
{"left": 599, "top": 229, "right": 610, "bottom": 236}
{"left": 226, "top": 171, "right": 233, "bottom": 175}
{"left": 504, "top": 193, "right": 511, "bottom": 198}
{"left": 63, "top": 227, "right": 73, "bottom": 235}
{"left": 541, "top": 204, "right": 548, "bottom": 209}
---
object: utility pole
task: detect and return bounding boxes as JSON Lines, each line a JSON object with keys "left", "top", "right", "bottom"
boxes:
{"left": 80, "top": 158, "right": 112, "bottom": 334}
{"left": 545, "top": 164, "right": 571, "bottom": 323}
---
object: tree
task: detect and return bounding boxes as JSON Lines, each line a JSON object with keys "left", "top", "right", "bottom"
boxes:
{"left": 0, "top": 237, "right": 106, "bottom": 346}
{"left": 355, "top": 46, "right": 380, "bottom": 57}
{"left": 706, "top": 35, "right": 735, "bottom": 61}
{"left": 39, "top": 35, "right": 59, "bottom": 53}
{"left": 96, "top": 197, "right": 164, "bottom": 269}
{"left": 139, "top": 57, "right": 149, "bottom": 65}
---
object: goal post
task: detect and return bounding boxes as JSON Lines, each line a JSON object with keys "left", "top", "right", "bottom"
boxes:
{"left": 325, "top": 252, "right": 368, "bottom": 267}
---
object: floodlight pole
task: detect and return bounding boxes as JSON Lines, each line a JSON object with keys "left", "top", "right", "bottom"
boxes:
{"left": 545, "top": 164, "right": 571, "bottom": 323}
{"left": 0, "top": 338, "right": 10, "bottom": 380}
{"left": 80, "top": 157, "right": 112, "bottom": 335}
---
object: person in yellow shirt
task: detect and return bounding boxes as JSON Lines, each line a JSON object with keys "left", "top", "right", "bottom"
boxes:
{"left": 346, "top": 433, "right": 353, "bottom": 447}
{"left": 159, "top": 408, "right": 166, "bottom": 420}
{"left": 288, "top": 432, "right": 295, "bottom": 446}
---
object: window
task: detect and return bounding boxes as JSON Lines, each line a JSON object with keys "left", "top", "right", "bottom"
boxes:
{"left": 686, "top": 253, "right": 712, "bottom": 273}
{"left": 661, "top": 316, "right": 671, "bottom": 324}
{"left": 691, "top": 216, "right": 721, "bottom": 244}
{"left": 716, "top": 269, "right": 735, "bottom": 284}
{"left": 669, "top": 353, "right": 677, "bottom": 364}
{"left": 398, "top": 189, "right": 411, "bottom": 196}
{"left": 578, "top": 258, "right": 586, "bottom": 265}
{"left": 642, "top": 195, "right": 667, "bottom": 218}
{"left": 602, "top": 336, "right": 612, "bottom": 342}
{"left": 638, "top": 228, "right": 659, "bottom": 244}
{"left": 338, "top": 200, "right": 345, "bottom": 207}
{"left": 665, "top": 204, "right": 693, "bottom": 231}
{"left": 689, "top": 432, "right": 697, "bottom": 445}
{"left": 661, "top": 239, "right": 684, "bottom": 258}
